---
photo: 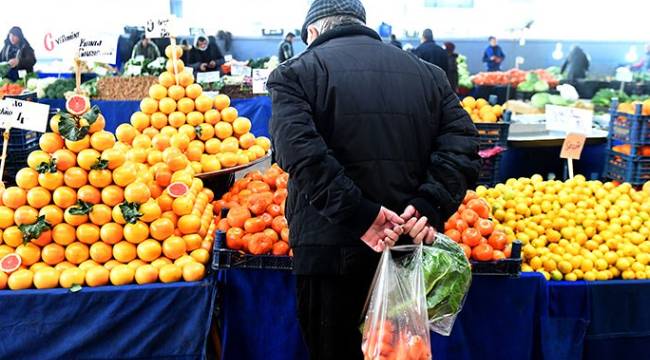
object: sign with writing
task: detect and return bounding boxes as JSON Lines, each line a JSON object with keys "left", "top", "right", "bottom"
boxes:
{"left": 545, "top": 105, "right": 593, "bottom": 134}
{"left": 146, "top": 17, "right": 174, "bottom": 38}
{"left": 224, "top": 54, "right": 233, "bottom": 63}
{"left": 0, "top": 99, "right": 50, "bottom": 133}
{"left": 615, "top": 67, "right": 633, "bottom": 82}
{"left": 560, "top": 133, "right": 587, "bottom": 160}
{"left": 41, "top": 30, "right": 81, "bottom": 59}
{"left": 252, "top": 69, "right": 271, "bottom": 94}
{"left": 78, "top": 34, "right": 118, "bottom": 64}
{"left": 197, "top": 71, "right": 220, "bottom": 84}
{"left": 231, "top": 64, "right": 252, "bottom": 77}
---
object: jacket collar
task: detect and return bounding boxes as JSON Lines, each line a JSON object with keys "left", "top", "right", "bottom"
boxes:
{"left": 308, "top": 24, "right": 381, "bottom": 49}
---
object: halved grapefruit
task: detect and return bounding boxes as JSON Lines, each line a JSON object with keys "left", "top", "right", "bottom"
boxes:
{"left": 66, "top": 94, "right": 90, "bottom": 116}
{"left": 0, "top": 253, "right": 22, "bottom": 273}
{"left": 167, "top": 182, "right": 189, "bottom": 198}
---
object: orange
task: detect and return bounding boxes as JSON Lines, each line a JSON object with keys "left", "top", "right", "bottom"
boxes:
{"left": 184, "top": 234, "right": 202, "bottom": 251}
{"left": 182, "top": 262, "right": 205, "bottom": 282}
{"left": 112, "top": 205, "right": 126, "bottom": 225}
{"left": 77, "top": 185, "right": 101, "bottom": 204}
{"left": 162, "top": 236, "right": 186, "bottom": 260}
{"left": 186, "top": 111, "right": 204, "bottom": 126}
{"left": 142, "top": 126, "right": 159, "bottom": 139}
{"left": 64, "top": 207, "right": 88, "bottom": 226}
{"left": 85, "top": 266, "right": 109, "bottom": 287}
{"left": 196, "top": 123, "right": 215, "bottom": 141}
{"left": 39, "top": 132, "right": 64, "bottom": 153}
{"left": 33, "top": 267, "right": 60, "bottom": 289}
{"left": 220, "top": 107, "right": 238, "bottom": 123}
{"left": 177, "top": 97, "right": 195, "bottom": 114}
{"left": 89, "top": 241, "right": 112, "bottom": 264}
{"left": 158, "top": 71, "right": 176, "bottom": 88}
{"left": 65, "top": 136, "right": 90, "bottom": 153}
{"left": 200, "top": 154, "right": 221, "bottom": 172}
{"left": 27, "top": 150, "right": 51, "bottom": 170}
{"left": 166, "top": 58, "right": 184, "bottom": 73}
{"left": 52, "top": 223, "right": 76, "bottom": 246}
{"left": 194, "top": 95, "right": 213, "bottom": 112}
{"left": 109, "top": 264, "right": 135, "bottom": 285}
{"left": 167, "top": 84, "right": 185, "bottom": 101}
{"left": 16, "top": 168, "right": 39, "bottom": 189}
{"left": 214, "top": 122, "right": 233, "bottom": 140}
{"left": 128, "top": 259, "right": 146, "bottom": 270}
{"left": 52, "top": 149, "right": 77, "bottom": 171}
{"left": 147, "top": 150, "right": 163, "bottom": 166}
{"left": 166, "top": 153, "right": 189, "bottom": 172}
{"left": 214, "top": 94, "right": 230, "bottom": 111}
{"left": 101, "top": 148, "right": 126, "bottom": 170}
{"left": 113, "top": 163, "right": 138, "bottom": 187}
{"left": 26, "top": 187, "right": 51, "bottom": 209}
{"left": 249, "top": 145, "right": 266, "bottom": 158}
{"left": 158, "top": 97, "right": 177, "bottom": 115}
{"left": 150, "top": 217, "right": 175, "bottom": 240}
{"left": 77, "top": 149, "right": 101, "bottom": 171}
{"left": 203, "top": 108, "right": 221, "bottom": 125}
{"left": 132, "top": 134, "right": 152, "bottom": 149}
{"left": 53, "top": 187, "right": 77, "bottom": 208}
{"left": 101, "top": 185, "right": 124, "bottom": 207}
{"left": 76, "top": 223, "right": 100, "bottom": 245}
{"left": 233, "top": 117, "right": 252, "bottom": 136}
{"left": 39, "top": 205, "right": 63, "bottom": 226}
{"left": 113, "top": 241, "right": 137, "bottom": 263}
{"left": 139, "top": 200, "right": 162, "bottom": 223}
{"left": 172, "top": 196, "right": 193, "bottom": 216}
{"left": 157, "top": 193, "right": 175, "bottom": 212}
{"left": 238, "top": 133, "right": 256, "bottom": 149}
{"left": 87, "top": 204, "right": 111, "bottom": 226}
{"left": 135, "top": 264, "right": 159, "bottom": 284}
{"left": 16, "top": 243, "right": 41, "bottom": 266}
{"left": 115, "top": 124, "right": 137, "bottom": 145}
{"left": 149, "top": 83, "right": 168, "bottom": 100}
{"left": 54, "top": 261, "right": 75, "bottom": 272}
{"left": 150, "top": 112, "right": 168, "bottom": 129}
{"left": 100, "top": 222, "right": 123, "bottom": 245}
{"left": 185, "top": 83, "right": 202, "bottom": 99}
{"left": 137, "top": 239, "right": 162, "bottom": 262}
{"left": 14, "top": 206, "right": 38, "bottom": 225}
{"left": 88, "top": 169, "right": 112, "bottom": 188}
{"left": 190, "top": 248, "right": 210, "bottom": 264}
{"left": 30, "top": 262, "right": 50, "bottom": 272}
{"left": 140, "top": 97, "right": 158, "bottom": 115}
{"left": 126, "top": 148, "right": 147, "bottom": 164}
{"left": 124, "top": 181, "right": 151, "bottom": 204}
{"left": 186, "top": 146, "right": 203, "bottom": 162}
{"left": 0, "top": 245, "right": 13, "bottom": 259}
{"left": 159, "top": 263, "right": 182, "bottom": 283}
{"left": 218, "top": 153, "right": 238, "bottom": 168}
{"left": 178, "top": 214, "right": 201, "bottom": 235}
{"left": 65, "top": 242, "right": 89, "bottom": 264}
{"left": 36, "top": 168, "right": 63, "bottom": 190}
{"left": 255, "top": 136, "right": 271, "bottom": 151}
{"left": 204, "top": 138, "right": 222, "bottom": 154}
{"left": 78, "top": 259, "right": 99, "bottom": 271}
{"left": 59, "top": 267, "right": 85, "bottom": 288}
{"left": 63, "top": 167, "right": 88, "bottom": 189}
{"left": 165, "top": 44, "right": 183, "bottom": 59}
{"left": 151, "top": 257, "right": 172, "bottom": 269}
{"left": 0, "top": 206, "right": 14, "bottom": 229}
{"left": 178, "top": 124, "right": 197, "bottom": 140}
{"left": 162, "top": 147, "right": 182, "bottom": 162}
{"left": 130, "top": 111, "right": 150, "bottom": 132}
{"left": 174, "top": 254, "right": 195, "bottom": 268}
{"left": 8, "top": 269, "right": 33, "bottom": 290}
{"left": 151, "top": 133, "right": 171, "bottom": 151}
{"left": 89, "top": 114, "right": 105, "bottom": 134}
{"left": 178, "top": 71, "right": 194, "bottom": 87}
{"left": 168, "top": 111, "right": 186, "bottom": 128}
{"left": 0, "top": 271, "right": 6, "bottom": 289}
{"left": 124, "top": 221, "right": 149, "bottom": 244}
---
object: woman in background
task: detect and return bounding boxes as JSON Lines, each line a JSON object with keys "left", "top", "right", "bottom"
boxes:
{"left": 0, "top": 26, "right": 36, "bottom": 81}
{"left": 444, "top": 41, "right": 459, "bottom": 92}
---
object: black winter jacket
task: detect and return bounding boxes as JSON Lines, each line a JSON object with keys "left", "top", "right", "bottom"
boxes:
{"left": 413, "top": 40, "right": 449, "bottom": 75}
{"left": 267, "top": 25, "right": 480, "bottom": 275}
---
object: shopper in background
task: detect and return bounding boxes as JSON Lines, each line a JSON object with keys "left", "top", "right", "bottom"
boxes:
{"left": 413, "top": 28, "right": 449, "bottom": 74}
{"left": 389, "top": 34, "right": 402, "bottom": 49}
{"left": 0, "top": 26, "right": 36, "bottom": 81}
{"left": 561, "top": 45, "right": 590, "bottom": 81}
{"left": 267, "top": 0, "right": 480, "bottom": 358}
{"left": 631, "top": 43, "right": 650, "bottom": 72}
{"left": 130, "top": 35, "right": 161, "bottom": 62}
{"left": 482, "top": 36, "right": 505, "bottom": 71}
{"left": 278, "top": 32, "right": 296, "bottom": 62}
{"left": 188, "top": 36, "right": 225, "bottom": 73}
{"left": 444, "top": 41, "right": 459, "bottom": 91}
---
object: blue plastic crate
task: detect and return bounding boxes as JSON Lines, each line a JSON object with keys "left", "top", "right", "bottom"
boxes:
{"left": 604, "top": 150, "right": 650, "bottom": 185}
{"left": 475, "top": 122, "right": 510, "bottom": 150}
{"left": 608, "top": 101, "right": 650, "bottom": 146}
{"left": 211, "top": 229, "right": 293, "bottom": 271}
{"left": 477, "top": 153, "right": 502, "bottom": 187}
{"left": 0, "top": 128, "right": 41, "bottom": 185}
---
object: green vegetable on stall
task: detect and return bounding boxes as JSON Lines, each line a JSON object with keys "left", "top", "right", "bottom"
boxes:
{"left": 44, "top": 78, "right": 76, "bottom": 99}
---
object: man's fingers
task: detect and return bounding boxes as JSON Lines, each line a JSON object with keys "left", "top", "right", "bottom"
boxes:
{"left": 408, "top": 216, "right": 428, "bottom": 238}
{"left": 384, "top": 228, "right": 400, "bottom": 242}
{"left": 413, "top": 228, "right": 427, "bottom": 244}
{"left": 424, "top": 227, "right": 436, "bottom": 245}
{"left": 383, "top": 236, "right": 396, "bottom": 248}
{"left": 373, "top": 240, "right": 386, "bottom": 252}
{"left": 392, "top": 224, "right": 403, "bottom": 236}
{"left": 400, "top": 205, "right": 416, "bottom": 220}
{"left": 402, "top": 217, "right": 417, "bottom": 233}
{"left": 383, "top": 208, "right": 405, "bottom": 225}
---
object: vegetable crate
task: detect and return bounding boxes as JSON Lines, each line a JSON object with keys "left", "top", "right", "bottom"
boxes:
{"left": 471, "top": 241, "right": 522, "bottom": 276}
{"left": 475, "top": 122, "right": 510, "bottom": 150}
{"left": 477, "top": 153, "right": 502, "bottom": 187}
{"left": 211, "top": 231, "right": 293, "bottom": 271}
{"left": 608, "top": 101, "right": 650, "bottom": 146}
{"left": 0, "top": 128, "right": 40, "bottom": 185}
{"left": 603, "top": 150, "right": 650, "bottom": 185}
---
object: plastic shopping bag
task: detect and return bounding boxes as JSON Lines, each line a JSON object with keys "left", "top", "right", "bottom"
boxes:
{"left": 361, "top": 245, "right": 432, "bottom": 360}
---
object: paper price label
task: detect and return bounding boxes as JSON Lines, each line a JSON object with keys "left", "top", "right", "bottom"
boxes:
{"left": 252, "top": 69, "right": 271, "bottom": 94}
{"left": 231, "top": 64, "right": 252, "bottom": 77}
{"left": 197, "top": 71, "right": 220, "bottom": 84}
{"left": 0, "top": 99, "right": 50, "bottom": 133}
{"left": 560, "top": 133, "right": 586, "bottom": 160}
{"left": 545, "top": 105, "right": 593, "bottom": 134}
{"left": 78, "top": 34, "right": 118, "bottom": 64}
{"left": 146, "top": 18, "right": 173, "bottom": 38}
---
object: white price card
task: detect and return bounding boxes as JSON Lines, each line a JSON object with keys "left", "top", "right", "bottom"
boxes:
{"left": 231, "top": 64, "right": 252, "bottom": 77}
{"left": 146, "top": 18, "right": 174, "bottom": 38}
{"left": 78, "top": 34, "right": 118, "bottom": 64}
{"left": 252, "top": 69, "right": 272, "bottom": 94}
{"left": 197, "top": 71, "right": 221, "bottom": 84}
{"left": 0, "top": 99, "right": 50, "bottom": 133}
{"left": 545, "top": 105, "right": 593, "bottom": 134}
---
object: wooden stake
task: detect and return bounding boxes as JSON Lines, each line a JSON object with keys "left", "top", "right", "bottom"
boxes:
{"left": 74, "top": 57, "right": 82, "bottom": 93}
{"left": 170, "top": 36, "right": 180, "bottom": 86}
{"left": 567, "top": 159, "right": 574, "bottom": 179}
{"left": 0, "top": 128, "right": 10, "bottom": 189}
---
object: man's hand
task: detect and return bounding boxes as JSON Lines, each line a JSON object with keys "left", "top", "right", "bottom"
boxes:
{"left": 208, "top": 60, "right": 217, "bottom": 68}
{"left": 400, "top": 205, "right": 436, "bottom": 245}
{"left": 361, "top": 207, "right": 405, "bottom": 252}
{"left": 199, "top": 63, "right": 208, "bottom": 71}
{"left": 8, "top": 58, "right": 18, "bottom": 67}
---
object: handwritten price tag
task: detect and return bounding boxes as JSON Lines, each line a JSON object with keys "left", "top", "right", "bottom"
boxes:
{"left": 546, "top": 105, "right": 593, "bottom": 134}
{"left": 146, "top": 18, "right": 173, "bottom": 38}
{"left": 252, "top": 69, "right": 271, "bottom": 94}
{"left": 78, "top": 34, "right": 118, "bottom": 64}
{"left": 560, "top": 133, "right": 586, "bottom": 160}
{"left": 0, "top": 98, "right": 50, "bottom": 132}
{"left": 197, "top": 71, "right": 221, "bottom": 84}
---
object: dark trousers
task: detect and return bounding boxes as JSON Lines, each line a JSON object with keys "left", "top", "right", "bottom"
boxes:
{"left": 296, "top": 269, "right": 376, "bottom": 360}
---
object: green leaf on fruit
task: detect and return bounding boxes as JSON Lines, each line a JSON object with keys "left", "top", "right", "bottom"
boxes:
{"left": 68, "top": 200, "right": 94, "bottom": 215}
{"left": 119, "top": 201, "right": 142, "bottom": 224}
{"left": 18, "top": 215, "right": 52, "bottom": 244}
{"left": 91, "top": 158, "right": 109, "bottom": 170}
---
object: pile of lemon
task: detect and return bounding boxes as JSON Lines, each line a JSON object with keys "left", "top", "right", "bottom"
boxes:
{"left": 477, "top": 175, "right": 650, "bottom": 281}
{"left": 461, "top": 96, "right": 504, "bottom": 123}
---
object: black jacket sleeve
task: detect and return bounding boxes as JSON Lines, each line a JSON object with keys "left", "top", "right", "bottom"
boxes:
{"left": 17, "top": 46, "right": 36, "bottom": 72}
{"left": 409, "top": 67, "right": 481, "bottom": 229}
{"left": 267, "top": 64, "right": 381, "bottom": 238}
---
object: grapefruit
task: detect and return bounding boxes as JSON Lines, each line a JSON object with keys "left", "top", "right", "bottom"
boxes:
{"left": 0, "top": 253, "right": 22, "bottom": 273}
{"left": 167, "top": 182, "right": 189, "bottom": 198}
{"left": 66, "top": 94, "right": 90, "bottom": 116}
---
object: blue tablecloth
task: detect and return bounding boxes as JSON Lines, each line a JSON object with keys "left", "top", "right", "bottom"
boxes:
{"left": 40, "top": 96, "right": 272, "bottom": 137}
{"left": 0, "top": 275, "right": 217, "bottom": 359}
{"left": 218, "top": 271, "right": 650, "bottom": 360}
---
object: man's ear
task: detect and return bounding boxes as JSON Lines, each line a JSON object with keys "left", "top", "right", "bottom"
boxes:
{"left": 307, "top": 26, "right": 319, "bottom": 45}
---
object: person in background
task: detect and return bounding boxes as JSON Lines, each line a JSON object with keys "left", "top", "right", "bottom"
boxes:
{"left": 413, "top": 28, "right": 448, "bottom": 74}
{"left": 389, "top": 34, "right": 402, "bottom": 49}
{"left": 482, "top": 36, "right": 505, "bottom": 71}
{"left": 0, "top": 26, "right": 36, "bottom": 81}
{"left": 267, "top": 0, "right": 480, "bottom": 358}
{"left": 561, "top": 45, "right": 590, "bottom": 81}
{"left": 444, "top": 41, "right": 459, "bottom": 91}
{"left": 189, "top": 36, "right": 225, "bottom": 73}
{"left": 278, "top": 32, "right": 296, "bottom": 62}
{"left": 631, "top": 43, "right": 650, "bottom": 72}
{"left": 130, "top": 35, "right": 161, "bottom": 61}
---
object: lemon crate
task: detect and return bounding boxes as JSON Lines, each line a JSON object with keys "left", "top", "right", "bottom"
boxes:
{"left": 470, "top": 241, "right": 522, "bottom": 276}
{"left": 211, "top": 231, "right": 293, "bottom": 271}
{"left": 603, "top": 150, "right": 650, "bottom": 185}
{"left": 608, "top": 101, "right": 650, "bottom": 146}
{"left": 475, "top": 121, "right": 510, "bottom": 150}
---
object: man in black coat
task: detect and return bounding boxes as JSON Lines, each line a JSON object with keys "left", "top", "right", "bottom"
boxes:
{"left": 267, "top": 1, "right": 480, "bottom": 359}
{"left": 188, "top": 36, "right": 225, "bottom": 73}
{"left": 413, "top": 28, "right": 449, "bottom": 75}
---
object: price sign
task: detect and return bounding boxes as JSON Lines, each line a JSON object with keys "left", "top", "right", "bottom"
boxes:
{"left": 197, "top": 71, "right": 221, "bottom": 84}
{"left": 146, "top": 18, "right": 173, "bottom": 38}
{"left": 545, "top": 105, "right": 593, "bottom": 134}
{"left": 560, "top": 133, "right": 586, "bottom": 160}
{"left": 252, "top": 69, "right": 271, "bottom": 94}
{"left": 78, "top": 34, "right": 118, "bottom": 64}
{"left": 231, "top": 64, "right": 252, "bottom": 77}
{"left": 0, "top": 99, "right": 50, "bottom": 132}
{"left": 224, "top": 54, "right": 233, "bottom": 63}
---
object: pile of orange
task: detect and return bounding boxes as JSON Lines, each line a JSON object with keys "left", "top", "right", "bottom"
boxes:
{"left": 461, "top": 96, "right": 503, "bottom": 123}
{"left": 119, "top": 45, "right": 271, "bottom": 174}
{"left": 216, "top": 164, "right": 290, "bottom": 256}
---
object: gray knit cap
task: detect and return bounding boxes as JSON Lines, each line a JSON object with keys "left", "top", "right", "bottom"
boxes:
{"left": 301, "top": 0, "right": 366, "bottom": 44}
